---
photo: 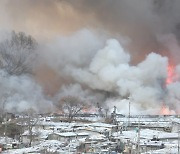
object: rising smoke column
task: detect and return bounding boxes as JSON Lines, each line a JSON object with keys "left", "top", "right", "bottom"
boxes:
{"left": 66, "top": 39, "right": 174, "bottom": 114}
{"left": 0, "top": 29, "right": 179, "bottom": 114}
{"left": 1, "top": 1, "right": 180, "bottom": 114}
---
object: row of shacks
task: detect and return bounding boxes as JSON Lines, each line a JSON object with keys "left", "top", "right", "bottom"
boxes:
{"left": 18, "top": 119, "right": 180, "bottom": 153}
{"left": 1, "top": 114, "right": 180, "bottom": 153}
{"left": 0, "top": 118, "right": 122, "bottom": 153}
{"left": 44, "top": 123, "right": 125, "bottom": 153}
{"left": 26, "top": 122, "right": 124, "bottom": 153}
{"left": 0, "top": 139, "right": 19, "bottom": 151}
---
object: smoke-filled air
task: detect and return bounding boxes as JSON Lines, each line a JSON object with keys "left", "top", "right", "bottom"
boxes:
{"left": 0, "top": 0, "right": 180, "bottom": 115}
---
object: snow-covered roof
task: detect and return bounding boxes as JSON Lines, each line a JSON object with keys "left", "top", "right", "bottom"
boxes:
{"left": 0, "top": 137, "right": 19, "bottom": 145}
{"left": 50, "top": 132, "right": 89, "bottom": 137}
{"left": 88, "top": 134, "right": 106, "bottom": 140}
{"left": 76, "top": 132, "right": 89, "bottom": 136}
{"left": 4, "top": 140, "right": 65, "bottom": 154}
{"left": 56, "top": 132, "right": 77, "bottom": 137}
{"left": 22, "top": 130, "right": 39, "bottom": 136}
{"left": 114, "top": 128, "right": 178, "bottom": 139}
{"left": 89, "top": 122, "right": 116, "bottom": 128}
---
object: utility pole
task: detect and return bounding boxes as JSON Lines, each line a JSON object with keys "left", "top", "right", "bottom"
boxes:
{"left": 178, "top": 126, "right": 180, "bottom": 154}
{"left": 137, "top": 117, "right": 140, "bottom": 154}
{"left": 4, "top": 111, "right": 7, "bottom": 144}
{"left": 128, "top": 100, "right": 131, "bottom": 126}
{"left": 113, "top": 106, "right": 117, "bottom": 124}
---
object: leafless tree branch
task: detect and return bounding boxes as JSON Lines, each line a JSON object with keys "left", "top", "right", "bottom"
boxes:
{"left": 0, "top": 31, "right": 37, "bottom": 75}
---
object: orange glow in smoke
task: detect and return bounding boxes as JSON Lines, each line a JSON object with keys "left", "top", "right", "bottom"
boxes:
{"left": 160, "top": 64, "right": 177, "bottom": 115}
{"left": 82, "top": 107, "right": 88, "bottom": 113}
{"left": 166, "top": 64, "right": 175, "bottom": 85}
{"left": 160, "top": 104, "right": 175, "bottom": 115}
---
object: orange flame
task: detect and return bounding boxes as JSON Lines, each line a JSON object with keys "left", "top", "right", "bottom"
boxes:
{"left": 160, "top": 104, "right": 175, "bottom": 115}
{"left": 166, "top": 64, "right": 174, "bottom": 85}
{"left": 161, "top": 64, "right": 177, "bottom": 115}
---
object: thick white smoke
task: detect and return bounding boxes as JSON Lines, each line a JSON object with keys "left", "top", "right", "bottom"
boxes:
{"left": 55, "top": 83, "right": 105, "bottom": 105}
{"left": 0, "top": 71, "right": 53, "bottom": 113}
{"left": 0, "top": 29, "right": 180, "bottom": 115}
{"left": 1, "top": 0, "right": 180, "bottom": 115}
{"left": 0, "top": 29, "right": 179, "bottom": 115}
{"left": 63, "top": 38, "right": 177, "bottom": 114}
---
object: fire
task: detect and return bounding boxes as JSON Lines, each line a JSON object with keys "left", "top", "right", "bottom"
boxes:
{"left": 160, "top": 104, "right": 175, "bottom": 115}
{"left": 166, "top": 64, "right": 175, "bottom": 85}
{"left": 160, "top": 64, "right": 177, "bottom": 115}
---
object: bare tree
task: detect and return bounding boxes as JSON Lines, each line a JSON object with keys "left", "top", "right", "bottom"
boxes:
{"left": 59, "top": 96, "right": 85, "bottom": 122}
{"left": 20, "top": 109, "right": 39, "bottom": 147}
{"left": 0, "top": 31, "right": 37, "bottom": 75}
{"left": 27, "top": 109, "right": 39, "bottom": 147}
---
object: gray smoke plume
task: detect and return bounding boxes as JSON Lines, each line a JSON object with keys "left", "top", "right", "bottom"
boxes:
{"left": 0, "top": 1, "right": 180, "bottom": 114}
{"left": 1, "top": 0, "right": 180, "bottom": 62}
